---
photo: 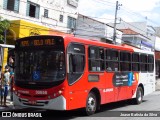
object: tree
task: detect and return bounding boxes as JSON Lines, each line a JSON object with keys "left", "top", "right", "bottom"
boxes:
{"left": 0, "top": 16, "right": 10, "bottom": 44}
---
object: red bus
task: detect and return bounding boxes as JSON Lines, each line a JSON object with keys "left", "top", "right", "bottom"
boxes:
{"left": 13, "top": 35, "right": 155, "bottom": 115}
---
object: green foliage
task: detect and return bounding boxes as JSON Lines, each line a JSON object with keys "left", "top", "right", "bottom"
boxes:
{"left": 0, "top": 16, "right": 10, "bottom": 42}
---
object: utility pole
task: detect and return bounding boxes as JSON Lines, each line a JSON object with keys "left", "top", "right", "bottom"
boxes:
{"left": 113, "top": 1, "right": 122, "bottom": 44}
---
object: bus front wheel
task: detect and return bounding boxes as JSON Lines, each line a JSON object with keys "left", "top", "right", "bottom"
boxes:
{"left": 134, "top": 87, "right": 143, "bottom": 104}
{"left": 85, "top": 92, "right": 97, "bottom": 115}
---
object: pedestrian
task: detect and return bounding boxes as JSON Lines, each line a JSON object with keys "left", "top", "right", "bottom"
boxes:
{"left": 0, "top": 74, "right": 3, "bottom": 106}
{"left": 0, "top": 65, "right": 3, "bottom": 106}
{"left": 1, "top": 66, "right": 10, "bottom": 107}
{"left": 8, "top": 56, "right": 14, "bottom": 101}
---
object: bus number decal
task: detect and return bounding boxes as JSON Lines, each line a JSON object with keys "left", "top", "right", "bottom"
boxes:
{"left": 35, "top": 90, "right": 47, "bottom": 95}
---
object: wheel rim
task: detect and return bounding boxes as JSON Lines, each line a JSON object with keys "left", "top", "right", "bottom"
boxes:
{"left": 87, "top": 96, "right": 96, "bottom": 112}
{"left": 138, "top": 90, "right": 142, "bottom": 102}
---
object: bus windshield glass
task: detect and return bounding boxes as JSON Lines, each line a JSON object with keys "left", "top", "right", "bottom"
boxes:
{"left": 15, "top": 50, "right": 65, "bottom": 82}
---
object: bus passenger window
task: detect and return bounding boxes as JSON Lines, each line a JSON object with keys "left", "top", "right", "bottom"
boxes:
{"left": 148, "top": 55, "right": 154, "bottom": 72}
{"left": 132, "top": 53, "right": 140, "bottom": 71}
{"left": 88, "top": 46, "right": 104, "bottom": 72}
{"left": 120, "top": 51, "right": 131, "bottom": 71}
{"left": 106, "top": 61, "right": 119, "bottom": 72}
{"left": 106, "top": 49, "right": 119, "bottom": 72}
{"left": 140, "top": 54, "right": 148, "bottom": 72}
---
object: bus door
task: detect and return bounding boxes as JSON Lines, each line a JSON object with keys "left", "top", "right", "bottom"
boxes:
{"left": 67, "top": 43, "right": 86, "bottom": 109}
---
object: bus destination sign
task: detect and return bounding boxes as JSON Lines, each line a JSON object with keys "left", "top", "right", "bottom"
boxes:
{"left": 20, "top": 39, "right": 55, "bottom": 47}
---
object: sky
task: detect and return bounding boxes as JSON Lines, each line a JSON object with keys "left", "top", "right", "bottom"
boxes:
{"left": 78, "top": 0, "right": 160, "bottom": 27}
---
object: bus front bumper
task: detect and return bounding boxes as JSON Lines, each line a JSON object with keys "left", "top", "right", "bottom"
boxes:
{"left": 13, "top": 93, "right": 66, "bottom": 110}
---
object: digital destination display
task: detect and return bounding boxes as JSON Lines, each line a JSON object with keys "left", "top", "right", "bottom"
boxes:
{"left": 20, "top": 39, "right": 55, "bottom": 47}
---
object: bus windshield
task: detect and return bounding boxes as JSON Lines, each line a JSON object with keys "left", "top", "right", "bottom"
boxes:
{"left": 15, "top": 49, "right": 65, "bottom": 82}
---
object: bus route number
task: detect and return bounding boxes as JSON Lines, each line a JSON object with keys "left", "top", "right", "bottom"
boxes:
{"left": 44, "top": 39, "right": 55, "bottom": 45}
{"left": 33, "top": 39, "right": 55, "bottom": 46}
{"left": 21, "top": 41, "right": 29, "bottom": 46}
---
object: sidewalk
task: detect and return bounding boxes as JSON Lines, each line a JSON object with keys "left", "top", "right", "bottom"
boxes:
{"left": 0, "top": 95, "right": 15, "bottom": 111}
{"left": 0, "top": 93, "right": 24, "bottom": 112}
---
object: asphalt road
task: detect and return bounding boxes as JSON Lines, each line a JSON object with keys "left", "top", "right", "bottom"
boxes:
{"left": 1, "top": 91, "right": 160, "bottom": 120}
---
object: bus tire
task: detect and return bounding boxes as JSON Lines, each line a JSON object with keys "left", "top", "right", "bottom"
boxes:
{"left": 133, "top": 87, "right": 143, "bottom": 104}
{"left": 85, "top": 92, "right": 97, "bottom": 115}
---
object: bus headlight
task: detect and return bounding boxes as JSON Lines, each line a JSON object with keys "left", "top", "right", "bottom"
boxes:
{"left": 58, "top": 90, "right": 63, "bottom": 94}
{"left": 13, "top": 87, "right": 15, "bottom": 91}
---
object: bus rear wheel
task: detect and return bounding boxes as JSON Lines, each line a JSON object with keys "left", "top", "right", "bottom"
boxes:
{"left": 85, "top": 92, "right": 97, "bottom": 115}
{"left": 133, "top": 87, "right": 143, "bottom": 104}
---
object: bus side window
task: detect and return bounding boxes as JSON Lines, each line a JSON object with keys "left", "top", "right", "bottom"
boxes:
{"left": 148, "top": 55, "right": 154, "bottom": 72}
{"left": 120, "top": 51, "right": 131, "bottom": 71}
{"left": 132, "top": 53, "right": 140, "bottom": 71}
{"left": 88, "top": 46, "right": 104, "bottom": 72}
{"left": 69, "top": 54, "right": 84, "bottom": 73}
{"left": 140, "top": 54, "right": 148, "bottom": 72}
{"left": 106, "top": 49, "right": 119, "bottom": 72}
{"left": 67, "top": 43, "right": 85, "bottom": 85}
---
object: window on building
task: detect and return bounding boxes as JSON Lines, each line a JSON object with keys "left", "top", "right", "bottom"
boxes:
{"left": 59, "top": 15, "right": 64, "bottom": 22}
{"left": 3, "top": 0, "right": 20, "bottom": 12}
{"left": 88, "top": 46, "right": 104, "bottom": 72}
{"left": 44, "top": 9, "right": 48, "bottom": 18}
{"left": 26, "top": 1, "right": 40, "bottom": 19}
{"left": 67, "top": 16, "right": 76, "bottom": 29}
{"left": 106, "top": 49, "right": 119, "bottom": 72}
{"left": 120, "top": 51, "right": 131, "bottom": 71}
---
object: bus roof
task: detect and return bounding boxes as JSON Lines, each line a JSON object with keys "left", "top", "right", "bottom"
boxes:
{"left": 15, "top": 35, "right": 154, "bottom": 54}
{"left": 65, "top": 36, "right": 134, "bottom": 52}
{"left": 0, "top": 44, "right": 15, "bottom": 48}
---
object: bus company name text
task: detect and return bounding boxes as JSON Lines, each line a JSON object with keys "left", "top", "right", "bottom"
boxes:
{"left": 2, "top": 112, "right": 42, "bottom": 118}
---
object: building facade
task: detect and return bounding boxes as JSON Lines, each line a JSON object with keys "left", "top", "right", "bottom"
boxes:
{"left": 114, "top": 21, "right": 156, "bottom": 51}
{"left": 75, "top": 14, "right": 122, "bottom": 43}
{"left": 0, "top": 0, "right": 79, "bottom": 41}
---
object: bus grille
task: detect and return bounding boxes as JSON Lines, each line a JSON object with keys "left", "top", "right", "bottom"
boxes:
{"left": 19, "top": 98, "right": 49, "bottom": 106}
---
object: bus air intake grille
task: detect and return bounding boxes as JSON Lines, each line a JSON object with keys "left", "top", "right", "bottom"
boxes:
{"left": 19, "top": 98, "right": 49, "bottom": 106}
